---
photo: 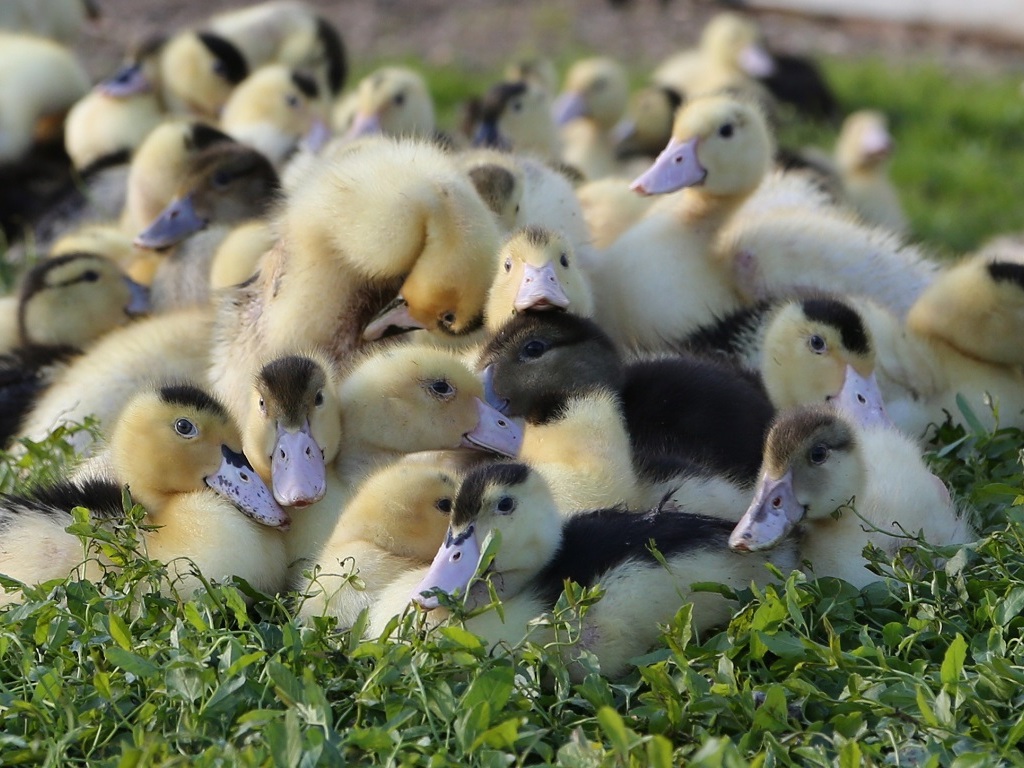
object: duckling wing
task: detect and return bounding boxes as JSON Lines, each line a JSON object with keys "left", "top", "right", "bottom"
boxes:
{"left": 0, "top": 345, "right": 76, "bottom": 445}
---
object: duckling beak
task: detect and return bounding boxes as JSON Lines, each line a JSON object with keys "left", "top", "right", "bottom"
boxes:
{"left": 362, "top": 295, "right": 427, "bottom": 340}
{"left": 860, "top": 124, "right": 894, "bottom": 161}
{"left": 738, "top": 44, "right": 776, "bottom": 78}
{"left": 461, "top": 398, "right": 522, "bottom": 457}
{"left": 123, "top": 277, "right": 151, "bottom": 316}
{"left": 271, "top": 421, "right": 326, "bottom": 507}
{"left": 413, "top": 524, "right": 481, "bottom": 609}
{"left": 611, "top": 117, "right": 638, "bottom": 146}
{"left": 345, "top": 112, "right": 382, "bottom": 140}
{"left": 551, "top": 91, "right": 587, "bottom": 125}
{"left": 300, "top": 118, "right": 331, "bottom": 154}
{"left": 206, "top": 445, "right": 291, "bottom": 529}
{"left": 95, "top": 62, "right": 152, "bottom": 98}
{"left": 479, "top": 365, "right": 510, "bottom": 415}
{"left": 472, "top": 121, "right": 510, "bottom": 150}
{"left": 514, "top": 262, "right": 571, "bottom": 312}
{"left": 630, "top": 137, "right": 706, "bottom": 195}
{"left": 134, "top": 195, "right": 207, "bottom": 250}
{"left": 833, "top": 365, "right": 893, "bottom": 429}
{"left": 729, "top": 470, "right": 803, "bottom": 552}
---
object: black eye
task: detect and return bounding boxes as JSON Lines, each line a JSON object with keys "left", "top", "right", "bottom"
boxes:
{"left": 286, "top": 93, "right": 300, "bottom": 108}
{"left": 429, "top": 379, "right": 454, "bottom": 397}
{"left": 174, "top": 418, "right": 198, "bottom": 438}
{"left": 504, "top": 258, "right": 512, "bottom": 273}
{"left": 314, "top": 390, "right": 324, "bottom": 406}
{"left": 212, "top": 171, "right": 231, "bottom": 188}
{"left": 520, "top": 339, "right": 549, "bottom": 360}
{"left": 436, "top": 498, "right": 452, "bottom": 514}
{"left": 441, "top": 312, "right": 456, "bottom": 327}
{"left": 496, "top": 496, "right": 515, "bottom": 514}
{"left": 808, "top": 444, "right": 830, "bottom": 465}
{"left": 719, "top": 123, "right": 734, "bottom": 139}
{"left": 81, "top": 270, "right": 100, "bottom": 282}
{"left": 394, "top": 92, "right": 405, "bottom": 106}
{"left": 559, "top": 252, "right": 569, "bottom": 268}
{"left": 808, "top": 334, "right": 827, "bottom": 354}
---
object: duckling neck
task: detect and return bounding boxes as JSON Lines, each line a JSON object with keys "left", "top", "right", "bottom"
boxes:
{"left": 678, "top": 187, "right": 750, "bottom": 235}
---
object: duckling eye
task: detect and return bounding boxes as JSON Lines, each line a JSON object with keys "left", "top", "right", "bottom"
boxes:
{"left": 286, "top": 93, "right": 300, "bottom": 108}
{"left": 428, "top": 379, "right": 455, "bottom": 399}
{"left": 511, "top": 100, "right": 522, "bottom": 112}
{"left": 81, "top": 270, "right": 100, "bottom": 283}
{"left": 435, "top": 498, "right": 452, "bottom": 514}
{"left": 394, "top": 92, "right": 406, "bottom": 106}
{"left": 504, "top": 257, "right": 512, "bottom": 273}
{"left": 719, "top": 123, "right": 734, "bottom": 139}
{"left": 174, "top": 418, "right": 198, "bottom": 438}
{"left": 808, "top": 444, "right": 830, "bottom": 465}
{"left": 559, "top": 252, "right": 569, "bottom": 268}
{"left": 807, "top": 334, "right": 827, "bottom": 354}
{"left": 258, "top": 396, "right": 266, "bottom": 415}
{"left": 440, "top": 312, "right": 457, "bottom": 327}
{"left": 211, "top": 171, "right": 231, "bottom": 188}
{"left": 496, "top": 496, "right": 516, "bottom": 514}
{"left": 520, "top": 339, "right": 549, "bottom": 360}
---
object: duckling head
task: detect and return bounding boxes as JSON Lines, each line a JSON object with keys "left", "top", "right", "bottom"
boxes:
{"left": 631, "top": 93, "right": 772, "bottom": 197}
{"left": 552, "top": 57, "right": 629, "bottom": 130}
{"left": 159, "top": 31, "right": 249, "bottom": 118}
{"left": 700, "top": 12, "right": 775, "bottom": 77}
{"left": 478, "top": 311, "right": 623, "bottom": 421}
{"left": 247, "top": 352, "right": 342, "bottom": 508}
{"left": 94, "top": 34, "right": 167, "bottom": 98}
{"left": 485, "top": 226, "right": 593, "bottom": 331}
{"left": 111, "top": 384, "right": 289, "bottom": 528}
{"left": 729, "top": 405, "right": 864, "bottom": 552}
{"left": 413, "top": 462, "right": 561, "bottom": 609}
{"left": 339, "top": 346, "right": 523, "bottom": 458}
{"left": 345, "top": 66, "right": 434, "bottom": 140}
{"left": 613, "top": 85, "right": 682, "bottom": 159}
{"left": 836, "top": 110, "right": 893, "bottom": 175}
{"left": 134, "top": 143, "right": 279, "bottom": 250}
{"left": 761, "top": 297, "right": 877, "bottom": 410}
{"left": 18, "top": 253, "right": 149, "bottom": 349}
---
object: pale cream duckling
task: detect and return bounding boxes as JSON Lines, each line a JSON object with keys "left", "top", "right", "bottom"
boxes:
{"left": 834, "top": 110, "right": 907, "bottom": 234}
{"left": 208, "top": 220, "right": 275, "bottom": 290}
{"left": 210, "top": 137, "right": 501, "bottom": 421}
{"left": 0, "top": 0, "right": 99, "bottom": 44}
{"left": 612, "top": 85, "right": 682, "bottom": 162}
{"left": 0, "top": 383, "right": 289, "bottom": 606}
{"left": 50, "top": 224, "right": 138, "bottom": 268}
{"left": 343, "top": 66, "right": 436, "bottom": 142}
{"left": 729, "top": 374, "right": 973, "bottom": 588}
{"left": 575, "top": 176, "right": 654, "bottom": 249}
{"left": 403, "top": 462, "right": 793, "bottom": 680}
{"left": 296, "top": 458, "right": 455, "bottom": 628}
{"left": 220, "top": 65, "right": 330, "bottom": 167}
{"left": 552, "top": 57, "right": 630, "bottom": 180}
{"left": 469, "top": 80, "right": 561, "bottom": 161}
{"left": 588, "top": 94, "right": 772, "bottom": 351}
{"left": 0, "top": 32, "right": 89, "bottom": 162}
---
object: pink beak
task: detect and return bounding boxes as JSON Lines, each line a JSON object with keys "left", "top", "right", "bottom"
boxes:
{"left": 630, "top": 137, "right": 706, "bottom": 195}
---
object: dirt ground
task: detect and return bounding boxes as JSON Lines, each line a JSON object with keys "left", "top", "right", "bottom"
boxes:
{"left": 73, "top": 0, "right": 1024, "bottom": 84}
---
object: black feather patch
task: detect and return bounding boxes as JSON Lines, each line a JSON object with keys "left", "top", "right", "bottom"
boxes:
{"left": 188, "top": 123, "right": 233, "bottom": 152}
{"left": 158, "top": 384, "right": 227, "bottom": 418}
{"left": 196, "top": 32, "right": 248, "bottom": 85}
{"left": 290, "top": 71, "right": 319, "bottom": 99}
{"left": 987, "top": 261, "right": 1024, "bottom": 292}
{"left": 681, "top": 300, "right": 774, "bottom": 363}
{"left": 6, "top": 476, "right": 127, "bottom": 523}
{"left": 659, "top": 86, "right": 684, "bottom": 112}
{"left": 800, "top": 298, "right": 871, "bottom": 356}
{"left": 453, "top": 462, "right": 530, "bottom": 528}
{"left": 467, "top": 165, "right": 518, "bottom": 217}
{"left": 257, "top": 355, "right": 326, "bottom": 426}
{"left": 314, "top": 16, "right": 347, "bottom": 95}
{"left": 480, "top": 81, "right": 528, "bottom": 122}
{"left": 0, "top": 345, "right": 77, "bottom": 446}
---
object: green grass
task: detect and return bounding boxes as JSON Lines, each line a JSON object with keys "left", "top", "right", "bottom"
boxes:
{"left": 3, "top": 59, "right": 1024, "bottom": 765}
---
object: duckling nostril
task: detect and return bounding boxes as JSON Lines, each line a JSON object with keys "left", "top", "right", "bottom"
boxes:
{"left": 278, "top": 449, "right": 286, "bottom": 460}
{"left": 771, "top": 496, "right": 782, "bottom": 508}
{"left": 452, "top": 551, "right": 462, "bottom": 561}
{"left": 239, "top": 472, "right": 250, "bottom": 482}
{"left": 305, "top": 446, "right": 313, "bottom": 457}
{"left": 857, "top": 393, "right": 867, "bottom": 404}
{"left": 497, "top": 419, "right": 507, "bottom": 428}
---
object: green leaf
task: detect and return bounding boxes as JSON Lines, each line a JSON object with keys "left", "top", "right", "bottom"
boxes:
{"left": 440, "top": 625, "right": 484, "bottom": 650}
{"left": 646, "top": 734, "right": 675, "bottom": 768}
{"left": 597, "top": 706, "right": 631, "bottom": 757}
{"left": 108, "top": 613, "right": 132, "bottom": 651}
{"left": 183, "top": 602, "right": 208, "bottom": 633}
{"left": 462, "top": 665, "right": 514, "bottom": 713}
{"left": 471, "top": 717, "right": 521, "bottom": 751}
{"left": 940, "top": 634, "right": 967, "bottom": 686}
{"left": 955, "top": 394, "right": 986, "bottom": 435}
{"left": 838, "top": 738, "right": 862, "bottom": 768}
{"left": 994, "top": 587, "right": 1024, "bottom": 627}
{"left": 104, "top": 648, "right": 159, "bottom": 679}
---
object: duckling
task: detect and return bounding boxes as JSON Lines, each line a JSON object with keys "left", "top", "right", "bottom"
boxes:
{"left": 0, "top": 383, "right": 288, "bottom": 606}
{"left": 210, "top": 137, "right": 501, "bottom": 420}
{"left": 406, "top": 462, "right": 794, "bottom": 679}
{"left": 17, "top": 308, "right": 213, "bottom": 456}
{"left": 552, "top": 57, "right": 630, "bottom": 180}
{"left": 504, "top": 56, "right": 559, "bottom": 96}
{"left": 220, "top": 66, "right": 329, "bottom": 167}
{"left": 0, "top": 253, "right": 150, "bottom": 442}
{"left": 135, "top": 143, "right": 280, "bottom": 311}
{"left": 468, "top": 80, "right": 560, "bottom": 160}
{"left": 484, "top": 226, "right": 594, "bottom": 333}
{"left": 612, "top": 85, "right": 682, "bottom": 161}
{"left": 296, "top": 458, "right": 455, "bottom": 628}
{"left": 587, "top": 94, "right": 772, "bottom": 350}
{"left": 729, "top": 382, "right": 973, "bottom": 588}
{"left": 208, "top": 220, "right": 274, "bottom": 290}
{"left": 906, "top": 251, "right": 1024, "bottom": 367}
{"left": 714, "top": 206, "right": 939, "bottom": 319}
{"left": 479, "top": 312, "right": 775, "bottom": 514}
{"left": 575, "top": 176, "right": 654, "bottom": 249}
{"left": 63, "top": 83, "right": 164, "bottom": 172}
{"left": 834, "top": 110, "right": 907, "bottom": 234}
{"left": 0, "top": 0, "right": 99, "bottom": 44}
{"left": 158, "top": 2, "right": 345, "bottom": 119}
{"left": 50, "top": 224, "right": 137, "bottom": 268}
{"left": 344, "top": 66, "right": 436, "bottom": 142}
{"left": 0, "top": 32, "right": 89, "bottom": 163}
{"left": 120, "top": 120, "right": 235, "bottom": 235}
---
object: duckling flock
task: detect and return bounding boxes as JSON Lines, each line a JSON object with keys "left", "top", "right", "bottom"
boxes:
{"left": 1, "top": 1, "right": 1018, "bottom": 680}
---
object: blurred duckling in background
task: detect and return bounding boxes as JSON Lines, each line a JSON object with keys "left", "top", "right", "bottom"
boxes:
{"left": 729, "top": 371, "right": 973, "bottom": 588}
{"left": 612, "top": 84, "right": 682, "bottom": 162}
{"left": 0, "top": 383, "right": 288, "bottom": 606}
{"left": 342, "top": 66, "right": 436, "bottom": 142}
{"left": 466, "top": 79, "right": 561, "bottom": 161}
{"left": 834, "top": 110, "right": 907, "bottom": 234}
{"left": 0, "top": 0, "right": 99, "bottom": 44}
{"left": 407, "top": 462, "right": 795, "bottom": 679}
{"left": 296, "top": 458, "right": 456, "bottom": 628}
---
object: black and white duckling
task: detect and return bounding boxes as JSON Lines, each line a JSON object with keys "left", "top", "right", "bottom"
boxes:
{"left": 729, "top": 373, "right": 974, "bottom": 588}
{"left": 479, "top": 312, "right": 775, "bottom": 514}
{"left": 0, "top": 253, "right": 150, "bottom": 443}
{"left": 296, "top": 458, "right": 455, "bottom": 628}
{"left": 210, "top": 137, "right": 501, "bottom": 420}
{"left": 552, "top": 57, "right": 630, "bottom": 180}
{"left": 135, "top": 142, "right": 280, "bottom": 311}
{"left": 220, "top": 65, "right": 329, "bottom": 167}
{"left": 343, "top": 66, "right": 436, "bottom": 142}
{"left": 405, "top": 462, "right": 795, "bottom": 679}
{"left": 0, "top": 384, "right": 288, "bottom": 606}
{"left": 467, "top": 80, "right": 560, "bottom": 161}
